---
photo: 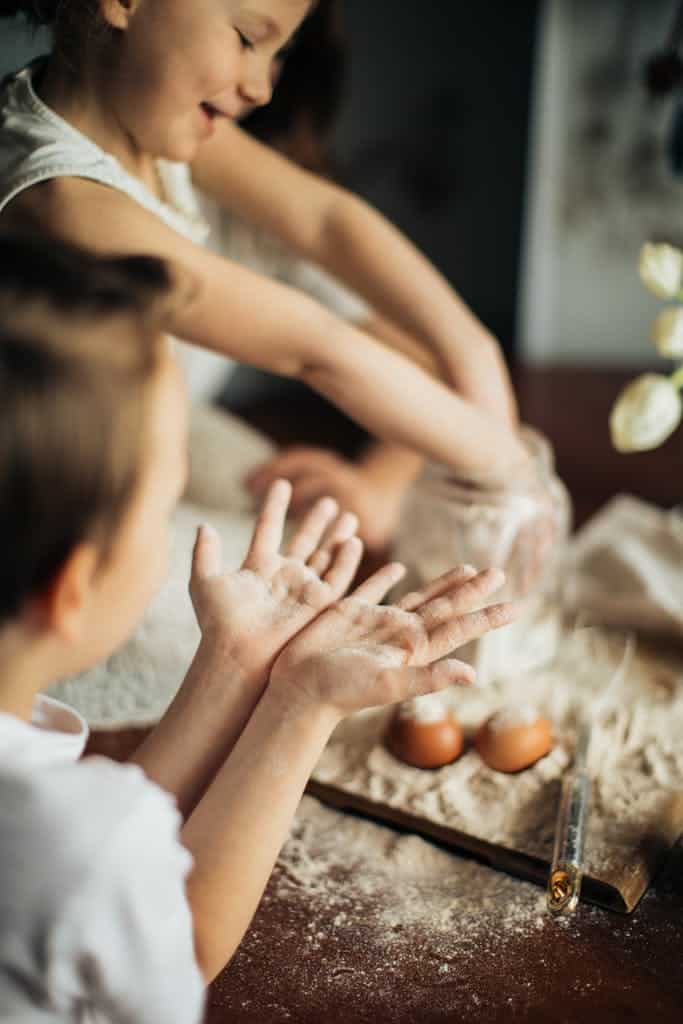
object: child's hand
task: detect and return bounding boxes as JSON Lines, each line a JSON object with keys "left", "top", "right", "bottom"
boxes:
{"left": 246, "top": 447, "right": 403, "bottom": 551}
{"left": 190, "top": 479, "right": 363, "bottom": 686}
{"left": 270, "top": 564, "right": 517, "bottom": 718}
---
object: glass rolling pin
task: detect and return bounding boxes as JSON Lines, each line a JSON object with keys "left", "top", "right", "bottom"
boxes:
{"left": 547, "top": 723, "right": 591, "bottom": 914}
{"left": 547, "top": 632, "right": 634, "bottom": 916}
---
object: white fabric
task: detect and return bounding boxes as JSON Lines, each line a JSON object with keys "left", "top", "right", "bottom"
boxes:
{"left": 0, "top": 695, "right": 88, "bottom": 766}
{"left": 0, "top": 698, "right": 205, "bottom": 1023}
{"left": 565, "top": 494, "right": 683, "bottom": 639}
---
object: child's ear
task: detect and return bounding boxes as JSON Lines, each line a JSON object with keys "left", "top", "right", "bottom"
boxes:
{"left": 99, "top": 0, "right": 141, "bottom": 31}
{"left": 29, "top": 543, "right": 100, "bottom": 644}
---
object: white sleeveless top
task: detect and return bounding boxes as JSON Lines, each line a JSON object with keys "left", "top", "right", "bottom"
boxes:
{"left": 0, "top": 60, "right": 234, "bottom": 400}
{"left": 0, "top": 60, "right": 370, "bottom": 399}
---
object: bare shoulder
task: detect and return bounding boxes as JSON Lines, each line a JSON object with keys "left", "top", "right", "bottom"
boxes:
{"left": 2, "top": 176, "right": 192, "bottom": 259}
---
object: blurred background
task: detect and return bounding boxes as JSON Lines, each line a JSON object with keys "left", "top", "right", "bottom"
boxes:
{"left": 3, "top": 0, "right": 682, "bottom": 367}
{"left": 3, "top": 0, "right": 683, "bottom": 518}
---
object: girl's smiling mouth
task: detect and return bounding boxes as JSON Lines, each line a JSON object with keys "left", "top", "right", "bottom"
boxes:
{"left": 200, "top": 102, "right": 222, "bottom": 120}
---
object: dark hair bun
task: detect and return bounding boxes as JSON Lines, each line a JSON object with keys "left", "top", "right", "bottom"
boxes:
{"left": 0, "top": 1, "right": 59, "bottom": 24}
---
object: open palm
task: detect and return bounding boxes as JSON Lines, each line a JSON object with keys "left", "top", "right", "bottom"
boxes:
{"left": 271, "top": 563, "right": 517, "bottom": 715}
{"left": 189, "top": 480, "right": 364, "bottom": 683}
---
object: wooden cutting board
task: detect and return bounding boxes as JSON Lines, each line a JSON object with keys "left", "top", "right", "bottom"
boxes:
{"left": 306, "top": 777, "right": 683, "bottom": 914}
{"left": 306, "top": 636, "right": 683, "bottom": 914}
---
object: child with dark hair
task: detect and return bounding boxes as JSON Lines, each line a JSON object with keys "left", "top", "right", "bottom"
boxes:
{"left": 0, "top": 232, "right": 516, "bottom": 1020}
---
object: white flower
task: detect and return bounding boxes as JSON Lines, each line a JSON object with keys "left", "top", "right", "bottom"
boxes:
{"left": 610, "top": 373, "right": 682, "bottom": 452}
{"left": 650, "top": 307, "right": 683, "bottom": 358}
{"left": 639, "top": 243, "right": 683, "bottom": 299}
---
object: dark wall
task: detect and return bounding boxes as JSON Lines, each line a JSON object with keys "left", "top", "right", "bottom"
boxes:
{"left": 333, "top": 0, "right": 541, "bottom": 355}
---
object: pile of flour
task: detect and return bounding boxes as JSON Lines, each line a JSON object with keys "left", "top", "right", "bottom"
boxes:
{"left": 311, "top": 626, "right": 683, "bottom": 885}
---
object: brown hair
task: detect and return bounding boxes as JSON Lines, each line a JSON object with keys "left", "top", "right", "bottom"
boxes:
{"left": 0, "top": 232, "right": 177, "bottom": 622}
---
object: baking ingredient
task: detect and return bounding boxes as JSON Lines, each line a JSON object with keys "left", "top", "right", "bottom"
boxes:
{"left": 387, "top": 694, "right": 464, "bottom": 769}
{"left": 475, "top": 704, "right": 553, "bottom": 773}
{"left": 312, "top": 627, "right": 683, "bottom": 892}
{"left": 210, "top": 790, "right": 679, "bottom": 1022}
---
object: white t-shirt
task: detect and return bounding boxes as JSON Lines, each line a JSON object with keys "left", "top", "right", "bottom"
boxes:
{"left": 0, "top": 696, "right": 205, "bottom": 1023}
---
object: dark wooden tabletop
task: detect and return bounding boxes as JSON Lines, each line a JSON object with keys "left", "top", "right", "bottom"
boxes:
{"left": 87, "top": 365, "right": 683, "bottom": 1023}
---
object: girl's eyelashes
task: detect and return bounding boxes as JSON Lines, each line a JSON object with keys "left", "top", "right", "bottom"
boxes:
{"left": 235, "top": 28, "right": 255, "bottom": 50}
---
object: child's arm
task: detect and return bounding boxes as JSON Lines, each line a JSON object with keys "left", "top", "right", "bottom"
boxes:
{"left": 130, "top": 481, "right": 361, "bottom": 818}
{"left": 25, "top": 178, "right": 528, "bottom": 486}
{"left": 192, "top": 121, "right": 518, "bottom": 428}
{"left": 246, "top": 311, "right": 427, "bottom": 552}
{"left": 182, "top": 563, "right": 517, "bottom": 982}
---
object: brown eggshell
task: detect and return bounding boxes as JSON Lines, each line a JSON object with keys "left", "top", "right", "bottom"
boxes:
{"left": 475, "top": 707, "right": 553, "bottom": 773}
{"left": 388, "top": 713, "right": 464, "bottom": 770}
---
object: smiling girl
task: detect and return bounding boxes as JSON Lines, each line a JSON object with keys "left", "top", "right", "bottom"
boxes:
{"left": 0, "top": 0, "right": 528, "bottom": 493}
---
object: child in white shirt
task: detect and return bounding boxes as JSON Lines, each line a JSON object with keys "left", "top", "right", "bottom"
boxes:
{"left": 0, "top": 233, "right": 515, "bottom": 1020}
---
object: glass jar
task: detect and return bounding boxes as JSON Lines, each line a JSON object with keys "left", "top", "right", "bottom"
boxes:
{"left": 392, "top": 427, "right": 571, "bottom": 684}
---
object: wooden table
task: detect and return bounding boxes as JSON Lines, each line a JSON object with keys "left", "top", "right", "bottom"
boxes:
{"left": 88, "top": 366, "right": 683, "bottom": 1023}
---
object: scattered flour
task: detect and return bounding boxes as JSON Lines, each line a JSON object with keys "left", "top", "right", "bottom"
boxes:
{"left": 487, "top": 704, "right": 542, "bottom": 732}
{"left": 211, "top": 789, "right": 674, "bottom": 1021}
{"left": 311, "top": 626, "right": 683, "bottom": 894}
{"left": 397, "top": 693, "right": 451, "bottom": 723}
{"left": 277, "top": 795, "right": 549, "bottom": 944}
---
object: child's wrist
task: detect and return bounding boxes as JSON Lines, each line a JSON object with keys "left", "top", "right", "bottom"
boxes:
{"left": 264, "top": 672, "right": 343, "bottom": 735}
{"left": 196, "top": 632, "right": 269, "bottom": 693}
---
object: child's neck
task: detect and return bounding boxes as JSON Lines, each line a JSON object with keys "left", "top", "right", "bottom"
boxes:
{"left": 0, "top": 625, "right": 61, "bottom": 723}
{"left": 38, "top": 55, "right": 158, "bottom": 192}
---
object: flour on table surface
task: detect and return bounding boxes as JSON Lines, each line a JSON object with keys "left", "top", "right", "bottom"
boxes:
{"left": 312, "top": 627, "right": 683, "bottom": 882}
{"left": 213, "top": 793, "right": 670, "bottom": 1021}
{"left": 278, "top": 794, "right": 549, "bottom": 950}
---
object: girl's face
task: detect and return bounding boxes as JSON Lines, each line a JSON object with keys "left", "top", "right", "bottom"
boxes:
{"left": 106, "top": 0, "right": 313, "bottom": 162}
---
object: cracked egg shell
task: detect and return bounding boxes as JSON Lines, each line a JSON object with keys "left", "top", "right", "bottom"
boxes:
{"left": 475, "top": 705, "right": 553, "bottom": 773}
{"left": 388, "top": 711, "right": 464, "bottom": 770}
